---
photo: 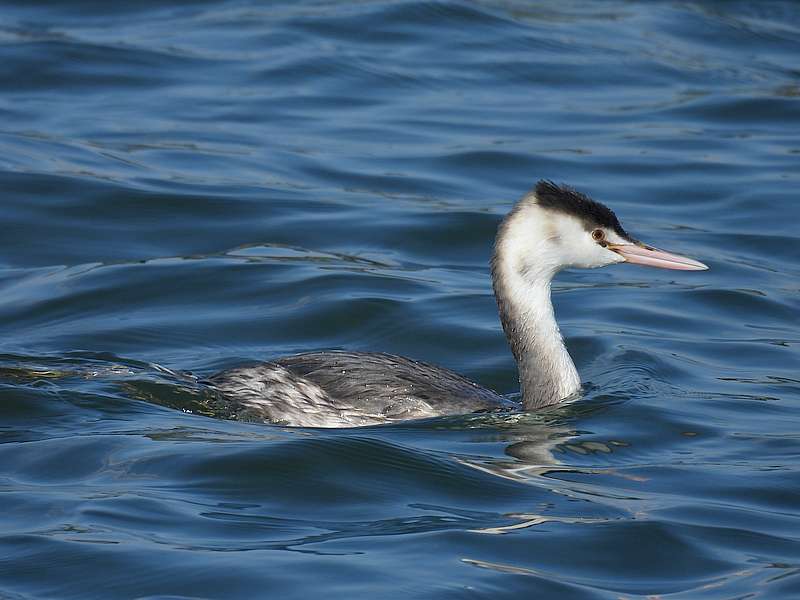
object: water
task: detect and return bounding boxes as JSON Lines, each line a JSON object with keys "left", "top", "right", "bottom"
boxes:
{"left": 1, "top": 1, "right": 799, "bottom": 597}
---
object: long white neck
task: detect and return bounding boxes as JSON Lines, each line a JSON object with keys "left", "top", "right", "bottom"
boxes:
{"left": 490, "top": 207, "right": 581, "bottom": 410}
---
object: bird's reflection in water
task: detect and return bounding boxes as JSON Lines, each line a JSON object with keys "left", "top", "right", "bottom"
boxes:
{"left": 450, "top": 405, "right": 639, "bottom": 535}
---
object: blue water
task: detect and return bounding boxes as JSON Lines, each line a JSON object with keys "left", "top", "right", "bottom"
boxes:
{"left": 1, "top": 1, "right": 799, "bottom": 598}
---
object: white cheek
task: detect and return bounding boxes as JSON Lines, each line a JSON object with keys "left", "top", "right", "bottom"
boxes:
{"left": 578, "top": 243, "right": 619, "bottom": 268}
{"left": 554, "top": 220, "right": 611, "bottom": 268}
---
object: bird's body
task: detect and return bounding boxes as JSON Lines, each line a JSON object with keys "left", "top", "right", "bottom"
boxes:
{"left": 208, "top": 351, "right": 513, "bottom": 427}
{"left": 210, "top": 181, "right": 707, "bottom": 427}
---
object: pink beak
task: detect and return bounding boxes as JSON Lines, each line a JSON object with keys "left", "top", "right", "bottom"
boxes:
{"left": 609, "top": 243, "right": 708, "bottom": 271}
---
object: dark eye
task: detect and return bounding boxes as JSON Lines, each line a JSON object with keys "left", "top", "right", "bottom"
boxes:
{"left": 591, "top": 229, "right": 605, "bottom": 241}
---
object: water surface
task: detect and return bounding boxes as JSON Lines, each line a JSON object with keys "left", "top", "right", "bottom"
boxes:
{"left": 1, "top": 1, "right": 799, "bottom": 598}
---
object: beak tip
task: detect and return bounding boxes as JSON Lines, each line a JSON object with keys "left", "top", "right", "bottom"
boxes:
{"left": 686, "top": 259, "right": 709, "bottom": 271}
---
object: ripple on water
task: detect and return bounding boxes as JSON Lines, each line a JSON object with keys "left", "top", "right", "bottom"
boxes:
{"left": 1, "top": 0, "right": 800, "bottom": 598}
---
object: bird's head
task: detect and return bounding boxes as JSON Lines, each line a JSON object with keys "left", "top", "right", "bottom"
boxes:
{"left": 494, "top": 180, "right": 707, "bottom": 282}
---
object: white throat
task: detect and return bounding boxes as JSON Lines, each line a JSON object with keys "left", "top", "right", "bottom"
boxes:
{"left": 491, "top": 202, "right": 582, "bottom": 409}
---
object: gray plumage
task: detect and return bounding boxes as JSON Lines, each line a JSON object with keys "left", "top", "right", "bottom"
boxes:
{"left": 208, "top": 351, "right": 513, "bottom": 427}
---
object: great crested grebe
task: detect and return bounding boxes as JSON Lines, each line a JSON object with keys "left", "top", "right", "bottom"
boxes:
{"left": 209, "top": 181, "right": 707, "bottom": 427}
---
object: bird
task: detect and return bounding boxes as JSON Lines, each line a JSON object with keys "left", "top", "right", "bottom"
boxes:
{"left": 208, "top": 180, "right": 707, "bottom": 427}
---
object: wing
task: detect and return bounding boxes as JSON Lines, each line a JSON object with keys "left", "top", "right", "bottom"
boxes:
{"left": 277, "top": 351, "right": 509, "bottom": 416}
{"left": 209, "top": 351, "right": 510, "bottom": 427}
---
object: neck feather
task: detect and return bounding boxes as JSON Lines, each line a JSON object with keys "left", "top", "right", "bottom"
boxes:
{"left": 491, "top": 224, "right": 581, "bottom": 410}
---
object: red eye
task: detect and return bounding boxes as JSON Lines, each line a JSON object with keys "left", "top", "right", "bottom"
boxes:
{"left": 591, "top": 229, "right": 605, "bottom": 241}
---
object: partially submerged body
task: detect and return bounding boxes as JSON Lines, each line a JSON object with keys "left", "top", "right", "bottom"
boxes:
{"left": 209, "top": 351, "right": 513, "bottom": 428}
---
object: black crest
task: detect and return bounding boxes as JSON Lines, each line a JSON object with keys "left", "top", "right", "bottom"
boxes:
{"left": 534, "top": 180, "right": 628, "bottom": 238}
